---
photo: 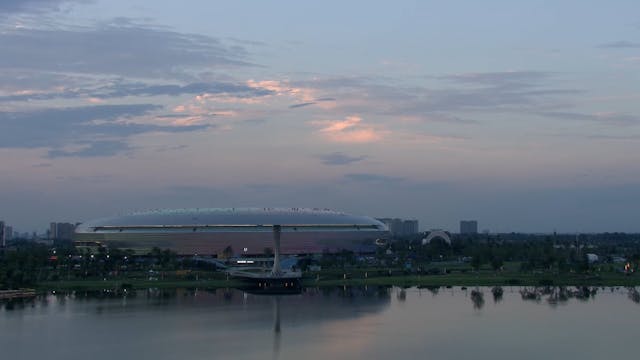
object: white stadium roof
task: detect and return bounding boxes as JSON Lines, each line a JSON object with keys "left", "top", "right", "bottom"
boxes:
{"left": 76, "top": 207, "right": 387, "bottom": 233}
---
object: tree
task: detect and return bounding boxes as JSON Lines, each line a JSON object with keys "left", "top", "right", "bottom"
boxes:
{"left": 471, "top": 254, "right": 483, "bottom": 271}
{"left": 222, "top": 245, "right": 234, "bottom": 259}
{"left": 490, "top": 256, "right": 503, "bottom": 271}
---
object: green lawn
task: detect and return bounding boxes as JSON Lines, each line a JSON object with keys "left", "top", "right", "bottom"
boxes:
{"left": 34, "top": 269, "right": 639, "bottom": 292}
{"left": 38, "top": 278, "right": 244, "bottom": 291}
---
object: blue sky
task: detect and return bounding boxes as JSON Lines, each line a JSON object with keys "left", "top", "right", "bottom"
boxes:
{"left": 1, "top": 0, "right": 639, "bottom": 233}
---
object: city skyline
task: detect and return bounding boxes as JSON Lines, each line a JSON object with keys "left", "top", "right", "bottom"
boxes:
{"left": 1, "top": 1, "right": 639, "bottom": 232}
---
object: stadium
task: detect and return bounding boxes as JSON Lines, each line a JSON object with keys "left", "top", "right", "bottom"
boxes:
{"left": 74, "top": 207, "right": 389, "bottom": 256}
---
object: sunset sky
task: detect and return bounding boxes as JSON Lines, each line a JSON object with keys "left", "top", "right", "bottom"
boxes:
{"left": 1, "top": 0, "right": 639, "bottom": 233}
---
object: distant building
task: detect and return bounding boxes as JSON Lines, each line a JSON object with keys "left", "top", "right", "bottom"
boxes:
{"left": 402, "top": 220, "right": 419, "bottom": 235}
{"left": 50, "top": 222, "right": 77, "bottom": 241}
{"left": 377, "top": 218, "right": 419, "bottom": 237}
{"left": 5, "top": 226, "right": 12, "bottom": 242}
{"left": 460, "top": 220, "right": 478, "bottom": 235}
{"left": 0, "top": 221, "right": 4, "bottom": 247}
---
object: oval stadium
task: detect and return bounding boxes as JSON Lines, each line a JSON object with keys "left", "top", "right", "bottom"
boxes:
{"left": 74, "top": 208, "right": 389, "bottom": 256}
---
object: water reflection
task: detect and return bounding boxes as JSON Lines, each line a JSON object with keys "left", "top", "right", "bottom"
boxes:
{"left": 417, "top": 285, "right": 440, "bottom": 296}
{"left": 3, "top": 286, "right": 640, "bottom": 313}
{"left": 397, "top": 288, "right": 407, "bottom": 301}
{"left": 1, "top": 285, "right": 640, "bottom": 360}
{"left": 470, "top": 289, "right": 484, "bottom": 309}
{"left": 273, "top": 297, "right": 281, "bottom": 360}
{"left": 491, "top": 286, "right": 504, "bottom": 303}
{"left": 519, "top": 286, "right": 599, "bottom": 306}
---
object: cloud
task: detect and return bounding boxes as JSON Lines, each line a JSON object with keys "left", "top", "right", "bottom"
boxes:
{"left": 88, "top": 121, "right": 211, "bottom": 137}
{"left": 155, "top": 144, "right": 188, "bottom": 152}
{"left": 47, "top": 140, "right": 132, "bottom": 158}
{"left": 240, "top": 118, "right": 268, "bottom": 126}
{"left": 247, "top": 79, "right": 316, "bottom": 102}
{"left": 0, "top": 71, "right": 92, "bottom": 95}
{"left": 311, "top": 115, "right": 384, "bottom": 143}
{"left": 294, "top": 72, "right": 580, "bottom": 123}
{"left": 597, "top": 41, "right": 640, "bottom": 49}
{"left": 99, "top": 81, "right": 273, "bottom": 99}
{"left": 438, "top": 71, "right": 552, "bottom": 86}
{"left": 586, "top": 134, "right": 640, "bottom": 140}
{"left": 289, "top": 102, "right": 316, "bottom": 109}
{"left": 318, "top": 152, "right": 368, "bottom": 166}
{"left": 538, "top": 111, "right": 639, "bottom": 126}
{"left": 344, "top": 173, "right": 404, "bottom": 183}
{"left": 0, "top": 21, "right": 253, "bottom": 80}
{"left": 587, "top": 134, "right": 640, "bottom": 141}
{"left": 0, "top": 80, "right": 275, "bottom": 103}
{"left": 0, "top": 0, "right": 86, "bottom": 14}
{"left": 0, "top": 104, "right": 158, "bottom": 148}
{"left": 402, "top": 113, "right": 478, "bottom": 125}
{"left": 0, "top": 104, "right": 209, "bottom": 157}
{"left": 395, "top": 131, "right": 466, "bottom": 144}
{"left": 54, "top": 174, "right": 113, "bottom": 183}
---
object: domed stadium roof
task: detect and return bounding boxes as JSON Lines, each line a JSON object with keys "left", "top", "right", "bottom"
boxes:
{"left": 76, "top": 207, "right": 387, "bottom": 233}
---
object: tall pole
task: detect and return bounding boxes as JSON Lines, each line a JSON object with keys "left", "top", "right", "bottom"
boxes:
{"left": 271, "top": 225, "right": 282, "bottom": 276}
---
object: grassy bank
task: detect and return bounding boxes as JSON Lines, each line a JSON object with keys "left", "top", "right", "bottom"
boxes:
{"left": 37, "top": 279, "right": 245, "bottom": 291}
{"left": 34, "top": 271, "right": 640, "bottom": 292}
{"left": 306, "top": 273, "right": 640, "bottom": 287}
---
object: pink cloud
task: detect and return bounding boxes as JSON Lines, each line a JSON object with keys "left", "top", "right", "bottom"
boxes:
{"left": 311, "top": 115, "right": 384, "bottom": 143}
{"left": 247, "top": 79, "right": 316, "bottom": 102}
{"left": 169, "top": 78, "right": 331, "bottom": 119}
{"left": 12, "top": 90, "right": 39, "bottom": 95}
{"left": 316, "top": 115, "right": 361, "bottom": 132}
{"left": 169, "top": 116, "right": 205, "bottom": 126}
{"left": 328, "top": 128, "right": 382, "bottom": 143}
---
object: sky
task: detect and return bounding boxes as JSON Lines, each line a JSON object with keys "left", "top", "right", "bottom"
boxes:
{"left": 0, "top": 0, "right": 639, "bottom": 233}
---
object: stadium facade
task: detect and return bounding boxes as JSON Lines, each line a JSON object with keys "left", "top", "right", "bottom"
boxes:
{"left": 74, "top": 208, "right": 389, "bottom": 256}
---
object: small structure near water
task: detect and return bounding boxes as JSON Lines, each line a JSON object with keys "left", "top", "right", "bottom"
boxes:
{"left": 227, "top": 225, "right": 302, "bottom": 293}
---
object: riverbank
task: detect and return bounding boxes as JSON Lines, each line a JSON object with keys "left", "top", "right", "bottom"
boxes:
{"left": 31, "top": 271, "right": 639, "bottom": 292}
{"left": 309, "top": 272, "right": 639, "bottom": 287}
{"left": 0, "top": 289, "right": 36, "bottom": 299}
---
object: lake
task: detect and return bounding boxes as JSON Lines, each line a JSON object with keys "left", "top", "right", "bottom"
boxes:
{"left": 1, "top": 286, "right": 638, "bottom": 359}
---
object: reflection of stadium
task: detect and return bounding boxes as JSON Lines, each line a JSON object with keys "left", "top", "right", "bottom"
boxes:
{"left": 74, "top": 208, "right": 389, "bottom": 255}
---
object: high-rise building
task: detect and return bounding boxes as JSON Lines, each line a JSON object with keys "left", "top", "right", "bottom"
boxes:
{"left": 402, "top": 220, "right": 419, "bottom": 235}
{"left": 56, "top": 223, "right": 76, "bottom": 240}
{"left": 5, "top": 226, "right": 12, "bottom": 242}
{"left": 0, "top": 221, "right": 5, "bottom": 247}
{"left": 50, "top": 222, "right": 77, "bottom": 241}
{"left": 49, "top": 222, "right": 57, "bottom": 240}
{"left": 460, "top": 220, "right": 478, "bottom": 234}
{"left": 377, "top": 218, "right": 419, "bottom": 237}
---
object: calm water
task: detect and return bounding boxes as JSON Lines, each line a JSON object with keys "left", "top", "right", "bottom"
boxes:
{"left": 1, "top": 286, "right": 638, "bottom": 360}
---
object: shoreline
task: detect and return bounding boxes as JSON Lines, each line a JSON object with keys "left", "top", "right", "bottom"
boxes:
{"left": 29, "top": 273, "right": 640, "bottom": 292}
